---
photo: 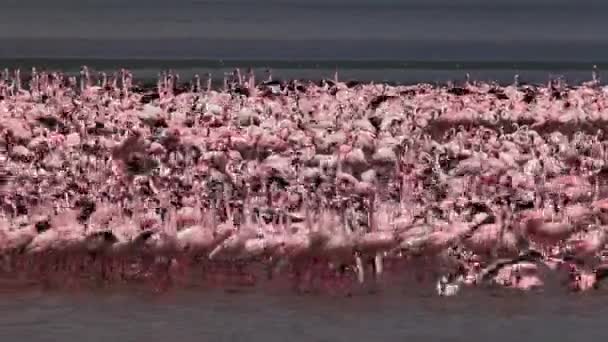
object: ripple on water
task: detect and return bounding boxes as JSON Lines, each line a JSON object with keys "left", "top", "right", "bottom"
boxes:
{"left": 0, "top": 287, "right": 605, "bottom": 342}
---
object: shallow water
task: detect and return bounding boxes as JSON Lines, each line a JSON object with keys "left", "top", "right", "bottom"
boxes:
{"left": 0, "top": 286, "right": 606, "bottom": 342}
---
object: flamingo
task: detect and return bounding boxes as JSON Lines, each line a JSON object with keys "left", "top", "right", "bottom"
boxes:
{"left": 3, "top": 65, "right": 608, "bottom": 295}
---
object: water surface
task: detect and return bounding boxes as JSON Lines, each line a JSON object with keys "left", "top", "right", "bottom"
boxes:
{"left": 1, "top": 0, "right": 607, "bottom": 83}
{"left": 0, "top": 287, "right": 606, "bottom": 342}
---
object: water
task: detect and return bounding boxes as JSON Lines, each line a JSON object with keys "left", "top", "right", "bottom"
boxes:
{"left": 0, "top": 287, "right": 607, "bottom": 342}
{"left": 2, "top": 2, "right": 608, "bottom": 339}
{"left": 1, "top": 0, "right": 607, "bottom": 83}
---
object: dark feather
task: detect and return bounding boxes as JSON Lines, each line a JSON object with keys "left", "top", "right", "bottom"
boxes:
{"left": 478, "top": 249, "right": 543, "bottom": 281}
{"left": 594, "top": 265, "right": 608, "bottom": 282}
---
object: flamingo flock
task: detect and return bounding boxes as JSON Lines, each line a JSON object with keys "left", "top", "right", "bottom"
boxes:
{"left": 1, "top": 66, "right": 608, "bottom": 295}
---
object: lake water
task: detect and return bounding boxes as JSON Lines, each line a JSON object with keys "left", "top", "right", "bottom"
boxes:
{"left": 0, "top": 285, "right": 607, "bottom": 342}
{"left": 0, "top": 263, "right": 605, "bottom": 342}
{"left": 1, "top": 0, "right": 607, "bottom": 84}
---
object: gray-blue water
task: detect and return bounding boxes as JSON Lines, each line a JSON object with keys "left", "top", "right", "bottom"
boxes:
{"left": 1, "top": 0, "right": 608, "bottom": 83}
{"left": 0, "top": 286, "right": 607, "bottom": 342}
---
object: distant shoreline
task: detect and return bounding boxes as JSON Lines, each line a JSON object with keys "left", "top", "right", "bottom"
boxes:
{"left": 0, "top": 59, "right": 602, "bottom": 85}
{"left": 0, "top": 58, "right": 605, "bottom": 71}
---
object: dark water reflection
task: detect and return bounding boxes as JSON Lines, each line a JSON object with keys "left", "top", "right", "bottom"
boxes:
{"left": 0, "top": 285, "right": 607, "bottom": 342}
